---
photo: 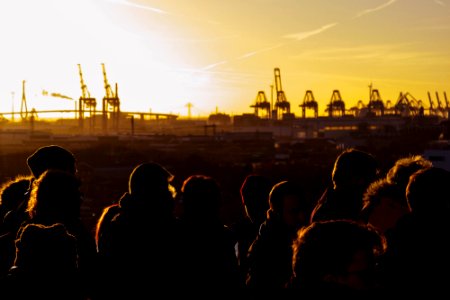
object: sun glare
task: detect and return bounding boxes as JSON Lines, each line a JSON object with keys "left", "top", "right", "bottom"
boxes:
{"left": 0, "top": 0, "right": 194, "bottom": 117}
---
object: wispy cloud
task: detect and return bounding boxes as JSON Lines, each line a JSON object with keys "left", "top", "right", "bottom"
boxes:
{"left": 283, "top": 23, "right": 338, "bottom": 41}
{"left": 106, "top": 0, "right": 168, "bottom": 14}
{"left": 290, "top": 44, "right": 422, "bottom": 61}
{"left": 237, "top": 43, "right": 285, "bottom": 60}
{"left": 354, "top": 0, "right": 397, "bottom": 18}
{"left": 434, "top": 0, "right": 446, "bottom": 6}
{"left": 202, "top": 60, "right": 228, "bottom": 71}
{"left": 200, "top": 22, "right": 338, "bottom": 71}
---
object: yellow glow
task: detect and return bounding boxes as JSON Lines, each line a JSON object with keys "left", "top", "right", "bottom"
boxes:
{"left": 0, "top": 0, "right": 449, "bottom": 118}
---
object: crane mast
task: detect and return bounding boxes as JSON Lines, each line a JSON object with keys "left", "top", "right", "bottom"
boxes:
{"left": 101, "top": 63, "right": 120, "bottom": 133}
{"left": 251, "top": 90, "right": 271, "bottom": 119}
{"left": 368, "top": 89, "right": 385, "bottom": 116}
{"left": 78, "top": 64, "right": 90, "bottom": 99}
{"left": 273, "top": 68, "right": 290, "bottom": 120}
{"left": 102, "top": 63, "right": 115, "bottom": 99}
{"left": 327, "top": 90, "right": 346, "bottom": 117}
{"left": 77, "top": 64, "right": 97, "bottom": 130}
{"left": 300, "top": 90, "right": 318, "bottom": 118}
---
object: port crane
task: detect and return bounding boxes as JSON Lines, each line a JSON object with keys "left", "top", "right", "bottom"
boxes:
{"left": 101, "top": 63, "right": 120, "bottom": 132}
{"left": 251, "top": 90, "right": 271, "bottom": 119}
{"left": 428, "top": 91, "right": 448, "bottom": 118}
{"left": 326, "top": 90, "right": 346, "bottom": 117}
{"left": 395, "top": 92, "right": 423, "bottom": 117}
{"left": 299, "top": 90, "right": 318, "bottom": 118}
{"left": 368, "top": 88, "right": 385, "bottom": 116}
{"left": 77, "top": 64, "right": 97, "bottom": 130}
{"left": 273, "top": 68, "right": 290, "bottom": 120}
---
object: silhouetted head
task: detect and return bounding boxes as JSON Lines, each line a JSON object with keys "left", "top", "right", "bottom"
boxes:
{"left": 27, "top": 170, "right": 82, "bottom": 222}
{"left": 14, "top": 222, "right": 78, "bottom": 273}
{"left": 240, "top": 174, "right": 272, "bottom": 224}
{"left": 292, "top": 219, "right": 386, "bottom": 291}
{"left": 386, "top": 155, "right": 432, "bottom": 190}
{"left": 0, "top": 175, "right": 32, "bottom": 213}
{"left": 268, "top": 180, "right": 310, "bottom": 231}
{"left": 332, "top": 148, "right": 379, "bottom": 190}
{"left": 406, "top": 167, "right": 450, "bottom": 214}
{"left": 128, "top": 162, "right": 174, "bottom": 198}
{"left": 180, "top": 175, "right": 222, "bottom": 221}
{"left": 27, "top": 145, "right": 76, "bottom": 178}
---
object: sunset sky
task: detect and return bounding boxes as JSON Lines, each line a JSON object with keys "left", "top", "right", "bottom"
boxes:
{"left": 0, "top": 0, "right": 449, "bottom": 118}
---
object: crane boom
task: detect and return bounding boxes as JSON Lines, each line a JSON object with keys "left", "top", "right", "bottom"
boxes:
{"left": 102, "top": 63, "right": 115, "bottom": 99}
{"left": 78, "top": 64, "right": 91, "bottom": 99}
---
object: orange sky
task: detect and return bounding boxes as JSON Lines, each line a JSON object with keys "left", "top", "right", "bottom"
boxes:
{"left": 0, "top": 0, "right": 449, "bottom": 118}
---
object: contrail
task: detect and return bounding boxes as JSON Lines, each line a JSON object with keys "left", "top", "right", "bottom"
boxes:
{"left": 283, "top": 23, "right": 338, "bottom": 41}
{"left": 355, "top": 0, "right": 397, "bottom": 18}
{"left": 237, "top": 43, "right": 285, "bottom": 60}
{"left": 202, "top": 22, "right": 338, "bottom": 71}
{"left": 105, "top": 0, "right": 168, "bottom": 14}
{"left": 202, "top": 60, "right": 228, "bottom": 71}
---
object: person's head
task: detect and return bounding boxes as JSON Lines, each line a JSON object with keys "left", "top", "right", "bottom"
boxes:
{"left": 0, "top": 175, "right": 32, "bottom": 213}
{"left": 386, "top": 155, "right": 432, "bottom": 191}
{"left": 331, "top": 148, "right": 379, "bottom": 191}
{"left": 128, "top": 162, "right": 175, "bottom": 205}
{"left": 361, "top": 178, "right": 408, "bottom": 232}
{"left": 27, "top": 145, "right": 77, "bottom": 178}
{"left": 268, "top": 180, "right": 310, "bottom": 231}
{"left": 292, "top": 220, "right": 386, "bottom": 292}
{"left": 406, "top": 167, "right": 450, "bottom": 215}
{"left": 13, "top": 222, "right": 78, "bottom": 273}
{"left": 26, "top": 170, "right": 82, "bottom": 222}
{"left": 361, "top": 155, "right": 432, "bottom": 230}
{"left": 240, "top": 174, "right": 272, "bottom": 224}
{"left": 180, "top": 175, "right": 222, "bottom": 221}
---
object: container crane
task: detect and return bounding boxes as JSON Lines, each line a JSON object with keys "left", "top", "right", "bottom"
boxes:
{"left": 326, "top": 90, "right": 346, "bottom": 117}
{"left": 395, "top": 92, "right": 423, "bottom": 117}
{"left": 78, "top": 64, "right": 97, "bottom": 130}
{"left": 273, "top": 68, "right": 290, "bottom": 120}
{"left": 250, "top": 90, "right": 270, "bottom": 119}
{"left": 368, "top": 88, "right": 385, "bottom": 116}
{"left": 428, "top": 91, "right": 448, "bottom": 118}
{"left": 299, "top": 90, "right": 318, "bottom": 118}
{"left": 101, "top": 63, "right": 120, "bottom": 132}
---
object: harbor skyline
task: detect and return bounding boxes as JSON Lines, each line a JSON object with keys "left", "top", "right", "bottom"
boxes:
{"left": 0, "top": 0, "right": 449, "bottom": 118}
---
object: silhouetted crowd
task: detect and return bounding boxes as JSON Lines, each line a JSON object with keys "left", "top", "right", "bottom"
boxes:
{"left": 0, "top": 144, "right": 449, "bottom": 299}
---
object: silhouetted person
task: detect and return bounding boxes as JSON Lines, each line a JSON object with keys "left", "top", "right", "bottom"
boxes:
{"left": 0, "top": 176, "right": 33, "bottom": 275}
{"left": 0, "top": 175, "right": 32, "bottom": 234}
{"left": 95, "top": 162, "right": 182, "bottom": 299}
{"left": 177, "top": 174, "right": 242, "bottom": 292}
{"left": 310, "top": 148, "right": 379, "bottom": 223}
{"left": 1, "top": 223, "right": 83, "bottom": 300}
{"left": 380, "top": 167, "right": 450, "bottom": 294}
{"left": 17, "top": 169, "right": 97, "bottom": 299}
{"left": 288, "top": 219, "right": 386, "bottom": 296}
{"left": 0, "top": 145, "right": 77, "bottom": 277}
{"left": 245, "top": 180, "right": 311, "bottom": 290}
{"left": 360, "top": 155, "right": 432, "bottom": 235}
{"left": 231, "top": 174, "right": 272, "bottom": 284}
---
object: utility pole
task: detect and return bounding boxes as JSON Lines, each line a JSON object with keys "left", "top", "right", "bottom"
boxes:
{"left": 11, "top": 92, "right": 14, "bottom": 122}
{"left": 20, "top": 80, "right": 28, "bottom": 121}
{"left": 186, "top": 102, "right": 193, "bottom": 119}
